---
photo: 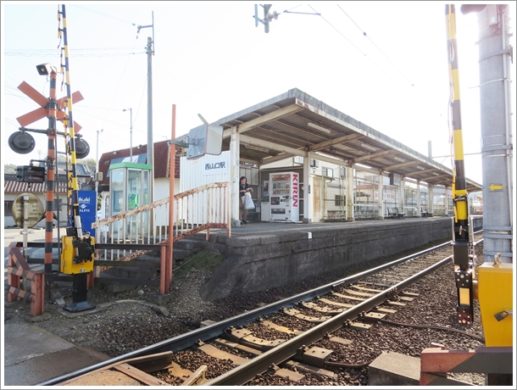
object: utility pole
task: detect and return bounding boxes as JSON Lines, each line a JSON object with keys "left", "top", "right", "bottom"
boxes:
{"left": 254, "top": 4, "right": 276, "bottom": 33}
{"left": 137, "top": 13, "right": 155, "bottom": 202}
{"left": 474, "top": 4, "right": 513, "bottom": 263}
{"left": 253, "top": 4, "right": 319, "bottom": 33}
{"left": 95, "top": 128, "right": 103, "bottom": 212}
{"left": 123, "top": 108, "right": 133, "bottom": 158}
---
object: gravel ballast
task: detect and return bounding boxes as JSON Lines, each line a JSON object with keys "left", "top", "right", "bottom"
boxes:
{"left": 4, "top": 245, "right": 488, "bottom": 385}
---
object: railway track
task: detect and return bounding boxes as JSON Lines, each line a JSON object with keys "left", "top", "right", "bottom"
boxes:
{"left": 41, "top": 235, "right": 484, "bottom": 386}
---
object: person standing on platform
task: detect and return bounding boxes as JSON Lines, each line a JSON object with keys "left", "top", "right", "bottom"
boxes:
{"left": 239, "top": 176, "right": 252, "bottom": 224}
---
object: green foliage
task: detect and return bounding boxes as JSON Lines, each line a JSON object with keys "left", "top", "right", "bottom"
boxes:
{"left": 174, "top": 250, "right": 223, "bottom": 279}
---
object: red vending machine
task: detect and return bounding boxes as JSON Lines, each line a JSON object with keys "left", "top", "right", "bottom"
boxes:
{"left": 269, "top": 172, "right": 299, "bottom": 222}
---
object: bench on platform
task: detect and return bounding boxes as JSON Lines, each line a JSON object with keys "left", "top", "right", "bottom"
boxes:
{"left": 387, "top": 208, "right": 405, "bottom": 219}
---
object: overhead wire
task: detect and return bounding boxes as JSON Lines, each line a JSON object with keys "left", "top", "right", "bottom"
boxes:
{"left": 5, "top": 49, "right": 144, "bottom": 58}
{"left": 333, "top": 3, "right": 449, "bottom": 164}
{"left": 308, "top": 4, "right": 367, "bottom": 57}
{"left": 336, "top": 4, "right": 416, "bottom": 88}
{"left": 109, "top": 33, "right": 142, "bottom": 114}
{"left": 73, "top": 4, "right": 137, "bottom": 26}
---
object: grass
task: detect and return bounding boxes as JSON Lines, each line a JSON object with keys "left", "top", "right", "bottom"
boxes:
{"left": 173, "top": 250, "right": 224, "bottom": 279}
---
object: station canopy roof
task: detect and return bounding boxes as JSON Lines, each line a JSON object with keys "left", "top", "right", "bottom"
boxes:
{"left": 216, "top": 88, "right": 481, "bottom": 192}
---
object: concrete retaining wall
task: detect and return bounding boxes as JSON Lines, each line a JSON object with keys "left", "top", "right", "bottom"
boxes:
{"left": 201, "top": 218, "right": 452, "bottom": 300}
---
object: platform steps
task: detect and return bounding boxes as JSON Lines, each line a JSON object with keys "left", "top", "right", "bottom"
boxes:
{"left": 96, "top": 234, "right": 210, "bottom": 293}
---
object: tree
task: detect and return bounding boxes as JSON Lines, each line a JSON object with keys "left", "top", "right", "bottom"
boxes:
{"left": 81, "top": 158, "right": 96, "bottom": 173}
{"left": 4, "top": 164, "right": 17, "bottom": 174}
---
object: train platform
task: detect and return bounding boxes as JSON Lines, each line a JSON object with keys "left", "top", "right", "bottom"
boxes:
{"left": 201, "top": 217, "right": 453, "bottom": 300}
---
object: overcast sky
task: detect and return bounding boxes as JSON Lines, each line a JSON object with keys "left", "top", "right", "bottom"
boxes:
{"left": 2, "top": 1, "right": 516, "bottom": 184}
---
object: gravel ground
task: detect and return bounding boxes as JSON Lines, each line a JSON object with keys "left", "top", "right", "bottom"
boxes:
{"left": 244, "top": 258, "right": 486, "bottom": 385}
{"left": 4, "top": 248, "right": 362, "bottom": 357}
{"left": 4, "top": 244, "right": 488, "bottom": 385}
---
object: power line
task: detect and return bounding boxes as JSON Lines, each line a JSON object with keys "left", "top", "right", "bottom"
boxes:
{"left": 109, "top": 37, "right": 141, "bottom": 114}
{"left": 73, "top": 5, "right": 137, "bottom": 26}
{"left": 336, "top": 4, "right": 416, "bottom": 88}
{"left": 5, "top": 50, "right": 144, "bottom": 58}
{"left": 308, "top": 4, "right": 367, "bottom": 57}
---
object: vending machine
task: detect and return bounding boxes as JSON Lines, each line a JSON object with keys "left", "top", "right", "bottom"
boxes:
{"left": 269, "top": 172, "right": 299, "bottom": 222}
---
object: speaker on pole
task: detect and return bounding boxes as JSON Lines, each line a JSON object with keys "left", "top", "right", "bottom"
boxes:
{"left": 72, "top": 137, "right": 90, "bottom": 159}
{"left": 8, "top": 131, "right": 36, "bottom": 154}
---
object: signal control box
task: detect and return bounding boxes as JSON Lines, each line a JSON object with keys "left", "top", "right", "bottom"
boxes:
{"left": 60, "top": 235, "right": 95, "bottom": 274}
{"left": 478, "top": 262, "right": 513, "bottom": 347}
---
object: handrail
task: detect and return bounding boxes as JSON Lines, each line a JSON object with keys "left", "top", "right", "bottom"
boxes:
{"left": 93, "top": 182, "right": 229, "bottom": 228}
{"left": 93, "top": 182, "right": 231, "bottom": 262}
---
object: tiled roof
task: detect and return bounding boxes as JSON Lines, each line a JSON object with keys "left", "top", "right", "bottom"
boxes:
{"left": 98, "top": 140, "right": 181, "bottom": 185}
{"left": 4, "top": 175, "right": 67, "bottom": 194}
{"left": 4, "top": 174, "right": 92, "bottom": 194}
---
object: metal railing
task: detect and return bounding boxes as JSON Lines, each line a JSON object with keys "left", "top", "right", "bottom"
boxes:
{"left": 92, "top": 182, "right": 231, "bottom": 261}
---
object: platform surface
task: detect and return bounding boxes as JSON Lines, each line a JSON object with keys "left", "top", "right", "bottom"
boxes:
{"left": 228, "top": 216, "right": 450, "bottom": 235}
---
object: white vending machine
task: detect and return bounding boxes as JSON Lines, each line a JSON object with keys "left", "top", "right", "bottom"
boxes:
{"left": 269, "top": 172, "right": 299, "bottom": 222}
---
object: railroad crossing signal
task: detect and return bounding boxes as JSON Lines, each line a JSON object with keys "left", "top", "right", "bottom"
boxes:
{"left": 16, "top": 80, "right": 84, "bottom": 132}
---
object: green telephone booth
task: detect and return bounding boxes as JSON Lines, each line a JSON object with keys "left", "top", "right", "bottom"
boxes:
{"left": 109, "top": 162, "right": 151, "bottom": 238}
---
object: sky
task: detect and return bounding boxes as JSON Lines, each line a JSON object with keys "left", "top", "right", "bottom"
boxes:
{"left": 2, "top": 1, "right": 516, "bottom": 185}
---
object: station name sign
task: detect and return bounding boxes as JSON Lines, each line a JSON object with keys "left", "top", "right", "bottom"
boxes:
{"left": 205, "top": 162, "right": 225, "bottom": 170}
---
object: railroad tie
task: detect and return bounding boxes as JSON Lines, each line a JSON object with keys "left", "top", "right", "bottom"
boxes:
{"left": 375, "top": 306, "right": 398, "bottom": 314}
{"left": 331, "top": 291, "right": 365, "bottom": 302}
{"left": 112, "top": 363, "right": 169, "bottom": 386}
{"left": 260, "top": 320, "right": 301, "bottom": 335}
{"left": 402, "top": 290, "right": 420, "bottom": 297}
{"left": 318, "top": 298, "right": 353, "bottom": 309}
{"left": 386, "top": 300, "right": 407, "bottom": 307}
{"left": 274, "top": 367, "right": 305, "bottom": 382}
{"left": 351, "top": 284, "right": 383, "bottom": 293}
{"left": 327, "top": 336, "right": 353, "bottom": 346}
{"left": 285, "top": 360, "right": 337, "bottom": 380}
{"left": 197, "top": 342, "right": 249, "bottom": 365}
{"left": 228, "top": 327, "right": 285, "bottom": 349}
{"left": 362, "top": 312, "right": 387, "bottom": 320}
{"left": 214, "top": 338, "right": 261, "bottom": 356}
{"left": 167, "top": 361, "right": 193, "bottom": 381}
{"left": 182, "top": 365, "right": 207, "bottom": 386}
{"left": 301, "top": 301, "right": 344, "bottom": 314}
{"left": 283, "top": 307, "right": 331, "bottom": 323}
{"left": 342, "top": 288, "right": 375, "bottom": 298}
{"left": 347, "top": 321, "right": 372, "bottom": 330}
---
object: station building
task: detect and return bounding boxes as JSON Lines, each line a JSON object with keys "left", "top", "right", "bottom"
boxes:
{"left": 98, "top": 88, "right": 482, "bottom": 226}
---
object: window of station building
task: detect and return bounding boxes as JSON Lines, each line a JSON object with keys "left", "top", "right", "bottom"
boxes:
{"left": 335, "top": 195, "right": 345, "bottom": 207}
{"left": 4, "top": 200, "right": 14, "bottom": 217}
{"left": 322, "top": 167, "right": 334, "bottom": 179}
{"left": 239, "top": 163, "right": 259, "bottom": 186}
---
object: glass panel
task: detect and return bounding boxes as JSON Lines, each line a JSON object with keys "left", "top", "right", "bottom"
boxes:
{"left": 127, "top": 169, "right": 140, "bottom": 210}
{"left": 141, "top": 170, "right": 149, "bottom": 236}
{"left": 111, "top": 168, "right": 125, "bottom": 215}
{"left": 142, "top": 171, "right": 149, "bottom": 204}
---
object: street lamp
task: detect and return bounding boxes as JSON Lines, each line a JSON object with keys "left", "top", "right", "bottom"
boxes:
{"left": 122, "top": 107, "right": 133, "bottom": 159}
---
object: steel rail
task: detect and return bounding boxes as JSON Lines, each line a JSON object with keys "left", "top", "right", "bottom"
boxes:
{"left": 207, "top": 254, "right": 453, "bottom": 385}
{"left": 38, "top": 240, "right": 452, "bottom": 385}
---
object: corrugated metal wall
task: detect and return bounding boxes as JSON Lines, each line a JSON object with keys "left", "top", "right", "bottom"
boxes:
{"left": 179, "top": 151, "right": 231, "bottom": 192}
